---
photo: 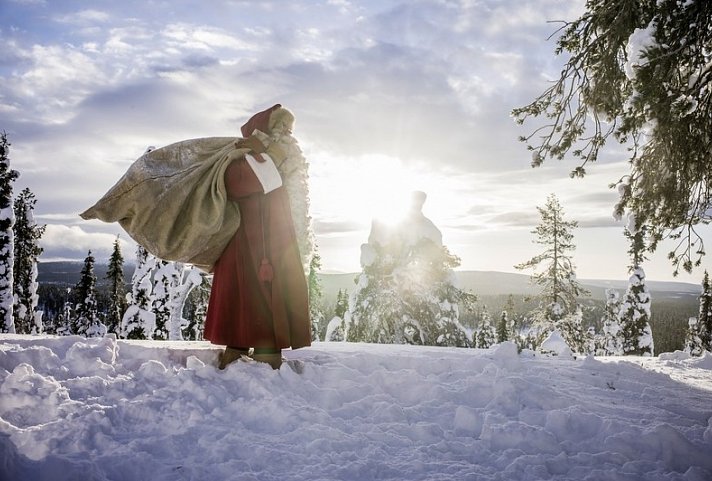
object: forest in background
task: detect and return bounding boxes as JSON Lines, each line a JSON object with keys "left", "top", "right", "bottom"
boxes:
{"left": 36, "top": 261, "right": 700, "bottom": 354}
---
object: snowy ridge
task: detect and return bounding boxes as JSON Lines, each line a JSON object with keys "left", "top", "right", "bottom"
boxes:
{"left": 1, "top": 335, "right": 712, "bottom": 480}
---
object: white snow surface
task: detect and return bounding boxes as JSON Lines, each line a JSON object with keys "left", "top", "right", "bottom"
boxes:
{"left": 1, "top": 335, "right": 712, "bottom": 481}
{"left": 539, "top": 330, "right": 573, "bottom": 358}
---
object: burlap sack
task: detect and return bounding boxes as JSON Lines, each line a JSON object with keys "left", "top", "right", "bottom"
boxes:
{"left": 80, "top": 106, "right": 302, "bottom": 273}
{"left": 81, "top": 137, "right": 248, "bottom": 272}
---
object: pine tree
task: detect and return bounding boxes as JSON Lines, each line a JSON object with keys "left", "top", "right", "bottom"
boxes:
{"left": 513, "top": 1, "right": 712, "bottom": 274}
{"left": 684, "top": 317, "right": 704, "bottom": 356}
{"left": 168, "top": 264, "right": 203, "bottom": 340}
{"left": 308, "top": 251, "right": 325, "bottom": 341}
{"left": 0, "top": 132, "right": 19, "bottom": 333}
{"left": 504, "top": 295, "right": 518, "bottom": 334}
{"left": 601, "top": 288, "right": 624, "bottom": 355}
{"left": 585, "top": 326, "right": 597, "bottom": 356}
{"left": 686, "top": 271, "right": 712, "bottom": 355}
{"left": 182, "top": 273, "right": 211, "bottom": 340}
{"left": 56, "top": 295, "right": 73, "bottom": 336}
{"left": 105, "top": 237, "right": 126, "bottom": 335}
{"left": 12, "top": 188, "right": 45, "bottom": 334}
{"left": 515, "top": 194, "right": 589, "bottom": 322}
{"left": 475, "top": 309, "right": 496, "bottom": 349}
{"left": 345, "top": 239, "right": 474, "bottom": 346}
{"left": 698, "top": 270, "right": 712, "bottom": 352}
{"left": 151, "top": 260, "right": 202, "bottom": 341}
{"left": 334, "top": 289, "right": 349, "bottom": 319}
{"left": 618, "top": 225, "right": 654, "bottom": 356}
{"left": 151, "top": 259, "right": 174, "bottom": 340}
{"left": 325, "top": 316, "right": 346, "bottom": 342}
{"left": 121, "top": 245, "right": 156, "bottom": 340}
{"left": 619, "top": 267, "right": 654, "bottom": 356}
{"left": 556, "top": 308, "right": 586, "bottom": 354}
{"left": 72, "top": 251, "right": 106, "bottom": 337}
{"left": 496, "top": 310, "right": 510, "bottom": 344}
{"left": 346, "top": 195, "right": 474, "bottom": 347}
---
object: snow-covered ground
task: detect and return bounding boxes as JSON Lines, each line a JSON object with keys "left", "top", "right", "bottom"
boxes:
{"left": 1, "top": 335, "right": 711, "bottom": 481}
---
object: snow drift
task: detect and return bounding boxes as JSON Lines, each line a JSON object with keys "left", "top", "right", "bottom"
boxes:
{"left": 1, "top": 335, "right": 711, "bottom": 481}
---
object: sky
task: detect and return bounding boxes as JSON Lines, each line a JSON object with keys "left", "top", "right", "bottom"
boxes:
{"left": 1, "top": 0, "right": 710, "bottom": 283}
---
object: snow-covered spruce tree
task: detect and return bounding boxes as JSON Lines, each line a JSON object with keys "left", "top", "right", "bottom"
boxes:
{"left": 684, "top": 317, "right": 704, "bottom": 357}
{"left": 151, "top": 260, "right": 202, "bottom": 341}
{"left": 121, "top": 245, "right": 156, "bottom": 340}
{"left": 515, "top": 194, "right": 589, "bottom": 335}
{"left": 324, "top": 289, "right": 349, "bottom": 342}
{"left": 585, "top": 325, "right": 597, "bottom": 355}
{"left": 601, "top": 288, "right": 624, "bottom": 356}
{"left": 686, "top": 271, "right": 712, "bottom": 355}
{"left": 324, "top": 315, "right": 346, "bottom": 342}
{"left": 151, "top": 259, "right": 175, "bottom": 340}
{"left": 71, "top": 251, "right": 106, "bottom": 337}
{"left": 697, "top": 270, "right": 712, "bottom": 352}
{"left": 334, "top": 289, "right": 349, "bottom": 319}
{"left": 55, "top": 296, "right": 73, "bottom": 336}
{"left": 105, "top": 237, "right": 126, "bottom": 335}
{"left": 513, "top": 0, "right": 712, "bottom": 275}
{"left": 182, "top": 273, "right": 211, "bottom": 340}
{"left": 556, "top": 307, "right": 586, "bottom": 354}
{"left": 12, "top": 188, "right": 45, "bottom": 334}
{"left": 618, "top": 226, "right": 654, "bottom": 356}
{"left": 169, "top": 264, "right": 203, "bottom": 340}
{"left": 0, "top": 132, "right": 19, "bottom": 333}
{"left": 475, "top": 309, "right": 496, "bottom": 349}
{"left": 308, "top": 250, "right": 326, "bottom": 341}
{"left": 345, "top": 192, "right": 474, "bottom": 347}
{"left": 496, "top": 310, "right": 510, "bottom": 344}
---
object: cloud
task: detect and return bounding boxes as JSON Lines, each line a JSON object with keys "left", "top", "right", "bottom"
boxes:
{"left": 487, "top": 211, "right": 541, "bottom": 228}
{"left": 41, "top": 224, "right": 135, "bottom": 263}
{"left": 12, "top": 0, "right": 690, "bottom": 277}
{"left": 313, "top": 218, "right": 365, "bottom": 235}
{"left": 53, "top": 9, "right": 111, "bottom": 25}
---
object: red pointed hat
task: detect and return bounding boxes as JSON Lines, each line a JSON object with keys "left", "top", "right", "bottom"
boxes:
{"left": 241, "top": 104, "right": 282, "bottom": 137}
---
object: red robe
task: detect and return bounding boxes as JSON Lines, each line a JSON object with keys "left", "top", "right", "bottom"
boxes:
{"left": 203, "top": 158, "right": 311, "bottom": 350}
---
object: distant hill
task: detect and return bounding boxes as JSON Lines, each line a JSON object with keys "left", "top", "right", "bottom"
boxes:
{"left": 316, "top": 270, "right": 701, "bottom": 303}
{"left": 38, "top": 261, "right": 701, "bottom": 302}
{"left": 38, "top": 261, "right": 134, "bottom": 287}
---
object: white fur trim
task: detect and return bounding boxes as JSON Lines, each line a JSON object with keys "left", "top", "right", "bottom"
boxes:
{"left": 245, "top": 153, "right": 282, "bottom": 193}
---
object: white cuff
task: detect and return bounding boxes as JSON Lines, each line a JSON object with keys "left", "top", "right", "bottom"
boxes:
{"left": 245, "top": 153, "right": 283, "bottom": 194}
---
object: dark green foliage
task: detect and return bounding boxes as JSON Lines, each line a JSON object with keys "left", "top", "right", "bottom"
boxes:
{"left": 105, "top": 237, "right": 126, "bottom": 335}
{"left": 686, "top": 271, "right": 712, "bottom": 354}
{"left": 308, "top": 250, "right": 326, "bottom": 341}
{"left": 71, "top": 251, "right": 105, "bottom": 337}
{"left": 475, "top": 309, "right": 495, "bottom": 348}
{"left": 515, "top": 194, "right": 589, "bottom": 319}
{"left": 334, "top": 289, "right": 349, "bottom": 319}
{"left": 699, "top": 270, "right": 712, "bottom": 350}
{"left": 496, "top": 310, "right": 509, "bottom": 343}
{"left": 0, "top": 132, "right": 19, "bottom": 332}
{"left": 182, "top": 273, "right": 210, "bottom": 341}
{"left": 513, "top": 0, "right": 712, "bottom": 275}
{"left": 12, "top": 188, "right": 45, "bottom": 334}
{"left": 122, "top": 246, "right": 154, "bottom": 340}
{"left": 619, "top": 268, "right": 654, "bottom": 355}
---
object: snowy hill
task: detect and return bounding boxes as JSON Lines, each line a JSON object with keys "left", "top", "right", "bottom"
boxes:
{"left": 38, "top": 261, "right": 701, "bottom": 300}
{"left": 317, "top": 269, "right": 701, "bottom": 302}
{"left": 1, "top": 334, "right": 711, "bottom": 480}
{"left": 37, "top": 261, "right": 134, "bottom": 286}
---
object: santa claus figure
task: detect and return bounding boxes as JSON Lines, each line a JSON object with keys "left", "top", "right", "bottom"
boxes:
{"left": 81, "top": 104, "right": 313, "bottom": 369}
{"left": 205, "top": 105, "right": 311, "bottom": 369}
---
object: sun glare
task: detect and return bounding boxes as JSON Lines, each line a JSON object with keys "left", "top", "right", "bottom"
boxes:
{"left": 341, "top": 154, "right": 422, "bottom": 226}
